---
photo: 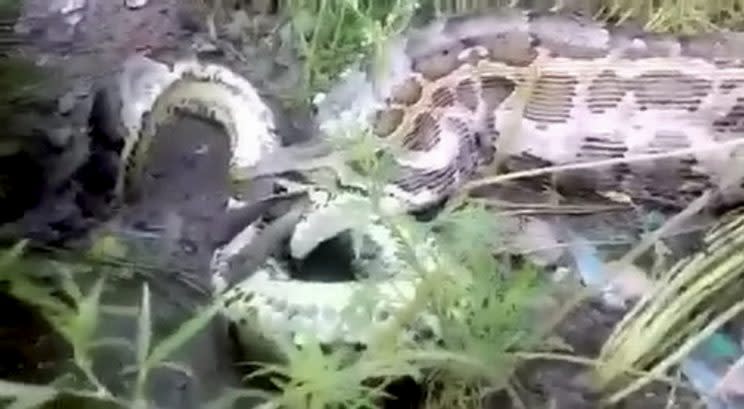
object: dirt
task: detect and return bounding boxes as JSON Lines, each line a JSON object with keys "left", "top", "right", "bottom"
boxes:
{"left": 1, "top": 1, "right": 276, "bottom": 407}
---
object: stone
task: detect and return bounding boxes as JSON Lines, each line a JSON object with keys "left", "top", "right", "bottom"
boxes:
{"left": 57, "top": 91, "right": 76, "bottom": 115}
{"left": 223, "top": 10, "right": 250, "bottom": 41}
{"left": 50, "top": 0, "right": 86, "bottom": 15}
{"left": 191, "top": 35, "right": 219, "bottom": 53}
{"left": 125, "top": 0, "right": 149, "bottom": 10}
{"left": 250, "top": 0, "right": 276, "bottom": 14}
{"left": 46, "top": 126, "right": 74, "bottom": 149}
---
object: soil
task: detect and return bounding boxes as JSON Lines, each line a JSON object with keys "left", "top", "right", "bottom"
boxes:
{"left": 1, "top": 1, "right": 270, "bottom": 407}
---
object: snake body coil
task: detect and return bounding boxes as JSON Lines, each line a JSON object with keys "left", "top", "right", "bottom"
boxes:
{"left": 116, "top": 56, "right": 279, "bottom": 202}
{"left": 116, "top": 8, "right": 744, "bottom": 355}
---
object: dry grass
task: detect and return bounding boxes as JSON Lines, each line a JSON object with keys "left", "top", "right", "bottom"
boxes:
{"left": 596, "top": 0, "right": 744, "bottom": 33}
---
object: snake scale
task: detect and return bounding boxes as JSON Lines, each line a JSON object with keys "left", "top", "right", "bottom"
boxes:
{"left": 115, "top": 7, "right": 744, "bottom": 357}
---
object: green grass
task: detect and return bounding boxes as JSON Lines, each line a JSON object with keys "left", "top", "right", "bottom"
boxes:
{"left": 595, "top": 0, "right": 744, "bottom": 33}
{"left": 0, "top": 177, "right": 555, "bottom": 409}
{"left": 594, "top": 207, "right": 744, "bottom": 404}
{"left": 223, "top": 0, "right": 744, "bottom": 406}
{"left": 278, "top": 0, "right": 417, "bottom": 104}
{"left": 0, "top": 241, "right": 224, "bottom": 409}
{"left": 277, "top": 0, "right": 744, "bottom": 103}
{"left": 0, "top": 126, "right": 558, "bottom": 407}
{"left": 240, "top": 157, "right": 550, "bottom": 408}
{"left": 3, "top": 1, "right": 551, "bottom": 408}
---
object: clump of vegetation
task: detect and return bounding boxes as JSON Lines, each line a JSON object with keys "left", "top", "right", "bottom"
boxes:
{"left": 278, "top": 0, "right": 744, "bottom": 103}
{"left": 267, "top": 0, "right": 744, "bottom": 407}
{"left": 231, "top": 136, "right": 554, "bottom": 408}
{"left": 280, "top": 0, "right": 418, "bottom": 102}
{"left": 0, "top": 136, "right": 559, "bottom": 409}
{"left": 595, "top": 207, "right": 744, "bottom": 404}
{"left": 595, "top": 0, "right": 744, "bottom": 33}
{"left": 0, "top": 241, "right": 224, "bottom": 409}
{"left": 426, "top": 0, "right": 744, "bottom": 33}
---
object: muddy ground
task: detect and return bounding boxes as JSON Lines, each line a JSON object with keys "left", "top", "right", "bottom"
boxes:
{"left": 2, "top": 1, "right": 273, "bottom": 407}
{"left": 0, "top": 0, "right": 714, "bottom": 408}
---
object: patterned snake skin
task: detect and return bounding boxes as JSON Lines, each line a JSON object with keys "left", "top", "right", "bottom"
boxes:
{"left": 361, "top": 9, "right": 744, "bottom": 212}
{"left": 115, "top": 7, "right": 744, "bottom": 356}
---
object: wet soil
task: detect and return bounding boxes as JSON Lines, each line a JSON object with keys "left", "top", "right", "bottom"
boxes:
{"left": 101, "top": 117, "right": 251, "bottom": 408}
{"left": 1, "top": 1, "right": 266, "bottom": 407}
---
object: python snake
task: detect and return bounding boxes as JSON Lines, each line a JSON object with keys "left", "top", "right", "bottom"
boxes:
{"left": 115, "top": 7, "right": 744, "bottom": 357}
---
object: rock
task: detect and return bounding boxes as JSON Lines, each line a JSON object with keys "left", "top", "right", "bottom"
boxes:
{"left": 191, "top": 35, "right": 219, "bottom": 53}
{"left": 125, "top": 0, "right": 149, "bottom": 10}
{"left": 51, "top": 0, "right": 87, "bottom": 33}
{"left": 57, "top": 91, "right": 76, "bottom": 115}
{"left": 50, "top": 0, "right": 87, "bottom": 15}
{"left": 46, "top": 125, "right": 73, "bottom": 149}
{"left": 223, "top": 10, "right": 250, "bottom": 41}
{"left": 16, "top": 0, "right": 85, "bottom": 48}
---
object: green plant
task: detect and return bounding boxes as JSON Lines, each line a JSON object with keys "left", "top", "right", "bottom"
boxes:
{"left": 277, "top": 0, "right": 744, "bottom": 109}
{"left": 594, "top": 207, "right": 744, "bottom": 404}
{"left": 0, "top": 241, "right": 222, "bottom": 409}
{"left": 246, "top": 0, "right": 744, "bottom": 404}
{"left": 0, "top": 134, "right": 555, "bottom": 409}
{"left": 223, "top": 123, "right": 553, "bottom": 408}
{"left": 595, "top": 0, "right": 744, "bottom": 33}
{"left": 280, "top": 0, "right": 417, "bottom": 103}
{"left": 427, "top": 0, "right": 744, "bottom": 33}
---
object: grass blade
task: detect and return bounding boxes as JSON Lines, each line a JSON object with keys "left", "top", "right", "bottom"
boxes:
{"left": 0, "top": 380, "right": 58, "bottom": 409}
{"left": 145, "top": 301, "right": 220, "bottom": 367}
{"left": 136, "top": 283, "right": 152, "bottom": 366}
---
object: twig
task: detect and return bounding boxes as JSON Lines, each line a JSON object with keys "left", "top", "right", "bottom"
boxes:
{"left": 510, "top": 351, "right": 690, "bottom": 388}
{"left": 473, "top": 197, "right": 631, "bottom": 214}
{"left": 464, "top": 138, "right": 744, "bottom": 192}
